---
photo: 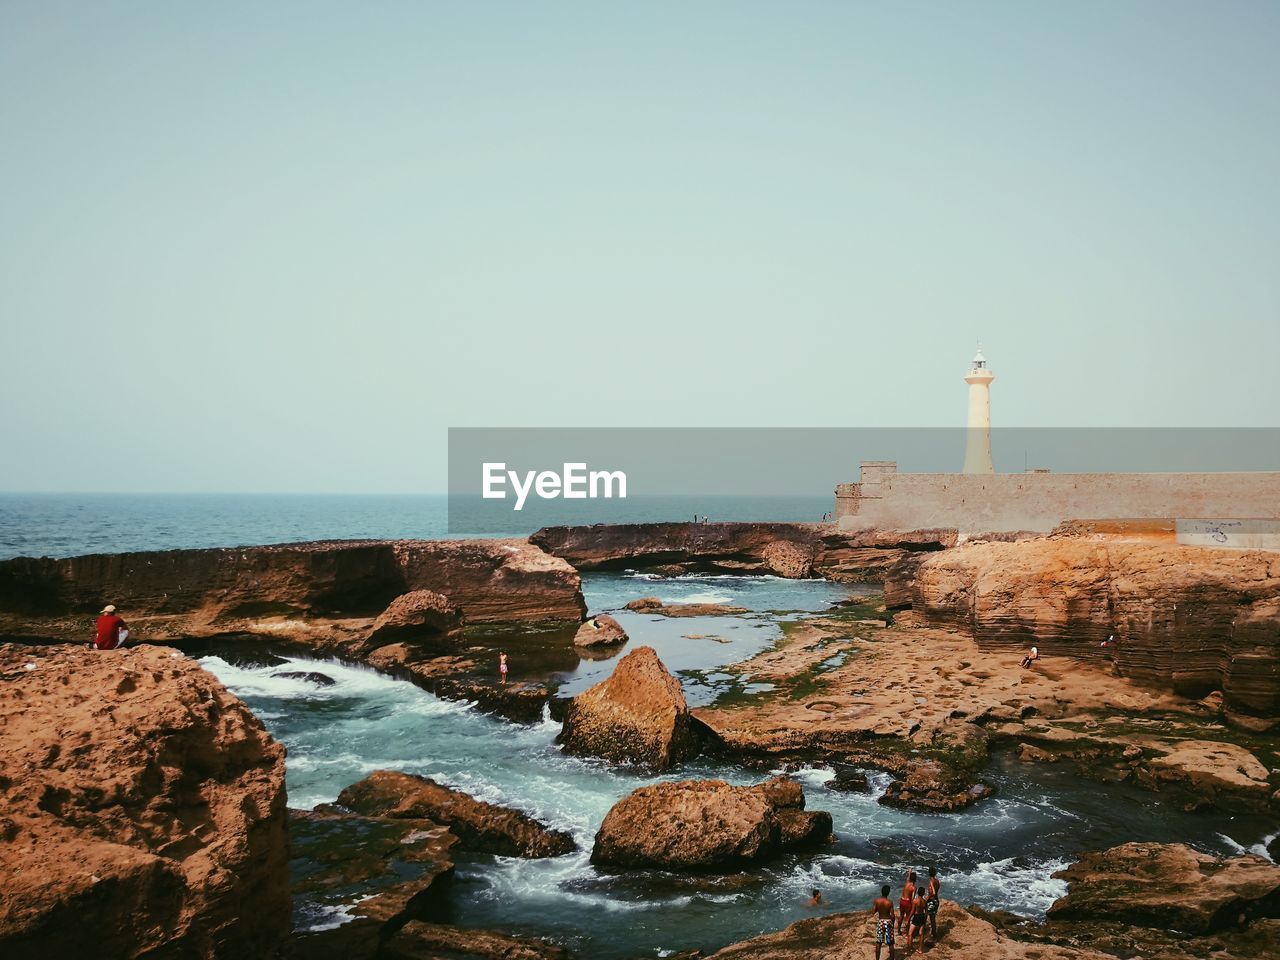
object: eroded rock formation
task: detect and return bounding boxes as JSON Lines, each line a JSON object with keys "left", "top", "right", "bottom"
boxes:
{"left": 0, "top": 644, "right": 289, "bottom": 959}
{"left": 557, "top": 645, "right": 706, "bottom": 768}
{"left": 531, "top": 522, "right": 955, "bottom": 581}
{"left": 0, "top": 538, "right": 586, "bottom": 648}
{"left": 573, "top": 613, "right": 628, "bottom": 648}
{"left": 901, "top": 536, "right": 1280, "bottom": 714}
{"left": 336, "top": 770, "right": 575, "bottom": 858}
{"left": 591, "top": 776, "right": 832, "bottom": 871}
{"left": 362, "top": 589, "right": 464, "bottom": 659}
{"left": 1048, "top": 842, "right": 1280, "bottom": 933}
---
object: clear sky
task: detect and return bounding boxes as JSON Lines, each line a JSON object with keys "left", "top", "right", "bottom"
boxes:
{"left": 2, "top": 1, "right": 1277, "bottom": 493}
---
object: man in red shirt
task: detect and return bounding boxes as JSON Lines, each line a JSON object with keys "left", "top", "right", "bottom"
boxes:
{"left": 94, "top": 604, "right": 128, "bottom": 650}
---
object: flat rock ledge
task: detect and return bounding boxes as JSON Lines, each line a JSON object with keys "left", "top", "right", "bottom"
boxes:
{"left": 336, "top": 769, "right": 576, "bottom": 858}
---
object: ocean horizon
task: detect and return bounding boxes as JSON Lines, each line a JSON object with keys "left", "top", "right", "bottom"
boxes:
{"left": 0, "top": 492, "right": 833, "bottom": 560}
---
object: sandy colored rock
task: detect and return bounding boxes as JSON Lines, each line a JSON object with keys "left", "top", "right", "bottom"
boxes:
{"left": 591, "top": 777, "right": 832, "bottom": 870}
{"left": 700, "top": 900, "right": 1111, "bottom": 958}
{"left": 558, "top": 646, "right": 705, "bottom": 768}
{"left": 363, "top": 589, "right": 463, "bottom": 657}
{"left": 1143, "top": 739, "right": 1272, "bottom": 799}
{"left": 0, "top": 644, "right": 289, "bottom": 959}
{"left": 760, "top": 540, "right": 815, "bottom": 578}
{"left": 573, "top": 613, "right": 628, "bottom": 648}
{"left": 623, "top": 598, "right": 749, "bottom": 617}
{"left": 1048, "top": 842, "right": 1280, "bottom": 933}
{"left": 902, "top": 536, "right": 1280, "bottom": 714}
{"left": 531, "top": 521, "right": 955, "bottom": 582}
{"left": 384, "top": 920, "right": 574, "bottom": 959}
{"left": 0, "top": 538, "right": 586, "bottom": 650}
{"left": 336, "top": 770, "right": 575, "bottom": 858}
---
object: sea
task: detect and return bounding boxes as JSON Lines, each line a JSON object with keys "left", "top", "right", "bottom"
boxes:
{"left": 0, "top": 492, "right": 831, "bottom": 560}
{"left": 4, "top": 491, "right": 1276, "bottom": 956}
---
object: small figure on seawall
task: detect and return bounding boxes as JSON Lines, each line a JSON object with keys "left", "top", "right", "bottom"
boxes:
{"left": 92, "top": 604, "right": 129, "bottom": 650}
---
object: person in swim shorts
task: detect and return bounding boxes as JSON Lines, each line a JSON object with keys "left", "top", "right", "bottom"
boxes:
{"left": 499, "top": 651, "right": 508, "bottom": 684}
{"left": 925, "top": 865, "right": 941, "bottom": 942}
{"left": 897, "top": 869, "right": 917, "bottom": 934}
{"left": 908, "top": 885, "right": 928, "bottom": 952}
{"left": 871, "top": 883, "right": 896, "bottom": 959}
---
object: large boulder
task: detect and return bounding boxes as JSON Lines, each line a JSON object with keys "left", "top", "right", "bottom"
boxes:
{"left": 557, "top": 646, "right": 704, "bottom": 768}
{"left": 591, "top": 777, "right": 832, "bottom": 871}
{"left": 0, "top": 644, "right": 289, "bottom": 960}
{"left": 1048, "top": 842, "right": 1280, "bottom": 933}
{"left": 573, "top": 613, "right": 628, "bottom": 648}
{"left": 336, "top": 770, "right": 575, "bottom": 858}
{"left": 364, "top": 589, "right": 463, "bottom": 659}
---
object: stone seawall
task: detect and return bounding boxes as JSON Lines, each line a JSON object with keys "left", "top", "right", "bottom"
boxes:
{"left": 896, "top": 537, "right": 1280, "bottom": 714}
{"left": 837, "top": 470, "right": 1280, "bottom": 534}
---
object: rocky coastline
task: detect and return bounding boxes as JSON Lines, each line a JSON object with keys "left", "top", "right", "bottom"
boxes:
{"left": 1, "top": 521, "right": 1278, "bottom": 958}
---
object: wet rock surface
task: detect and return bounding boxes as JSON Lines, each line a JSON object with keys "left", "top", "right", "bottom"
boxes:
{"left": 573, "top": 613, "right": 628, "bottom": 648}
{"left": 591, "top": 776, "right": 833, "bottom": 871}
{"left": 336, "top": 770, "right": 576, "bottom": 858}
{"left": 1047, "top": 842, "right": 1280, "bottom": 933}
{"left": 0, "top": 644, "right": 289, "bottom": 960}
{"left": 557, "top": 645, "right": 706, "bottom": 768}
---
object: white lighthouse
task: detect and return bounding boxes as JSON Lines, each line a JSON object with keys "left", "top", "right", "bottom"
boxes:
{"left": 963, "top": 344, "right": 995, "bottom": 474}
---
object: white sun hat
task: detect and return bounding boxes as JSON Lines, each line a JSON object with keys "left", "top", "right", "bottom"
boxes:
{"left": 102, "top": 604, "right": 116, "bottom": 614}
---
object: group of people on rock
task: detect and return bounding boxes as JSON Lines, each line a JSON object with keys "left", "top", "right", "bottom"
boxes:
{"left": 870, "top": 866, "right": 940, "bottom": 957}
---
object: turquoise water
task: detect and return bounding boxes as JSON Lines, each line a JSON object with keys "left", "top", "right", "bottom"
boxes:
{"left": 0, "top": 492, "right": 830, "bottom": 559}
{"left": 199, "top": 573, "right": 1279, "bottom": 958}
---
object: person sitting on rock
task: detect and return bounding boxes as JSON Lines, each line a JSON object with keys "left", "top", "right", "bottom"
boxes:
{"left": 897, "top": 869, "right": 917, "bottom": 934}
{"left": 871, "top": 884, "right": 896, "bottom": 959}
{"left": 1020, "top": 645, "right": 1040, "bottom": 669}
{"left": 93, "top": 604, "right": 129, "bottom": 650}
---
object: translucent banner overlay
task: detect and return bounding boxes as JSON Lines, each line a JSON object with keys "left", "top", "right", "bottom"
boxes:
{"left": 447, "top": 427, "right": 1280, "bottom": 535}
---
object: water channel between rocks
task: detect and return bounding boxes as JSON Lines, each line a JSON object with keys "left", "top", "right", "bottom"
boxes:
{"left": 201, "top": 572, "right": 1277, "bottom": 959}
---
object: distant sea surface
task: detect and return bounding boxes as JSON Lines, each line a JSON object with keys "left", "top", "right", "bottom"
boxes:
{"left": 0, "top": 493, "right": 833, "bottom": 560}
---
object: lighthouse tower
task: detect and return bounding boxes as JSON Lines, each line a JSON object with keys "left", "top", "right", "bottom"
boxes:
{"left": 963, "top": 344, "right": 995, "bottom": 474}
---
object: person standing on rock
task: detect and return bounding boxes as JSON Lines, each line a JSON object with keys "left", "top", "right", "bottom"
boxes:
{"left": 871, "top": 884, "right": 896, "bottom": 959}
{"left": 907, "top": 884, "right": 928, "bottom": 952}
{"left": 499, "top": 651, "right": 508, "bottom": 684}
{"left": 93, "top": 604, "right": 129, "bottom": 650}
{"left": 897, "top": 869, "right": 917, "bottom": 935}
{"left": 924, "top": 865, "right": 941, "bottom": 942}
